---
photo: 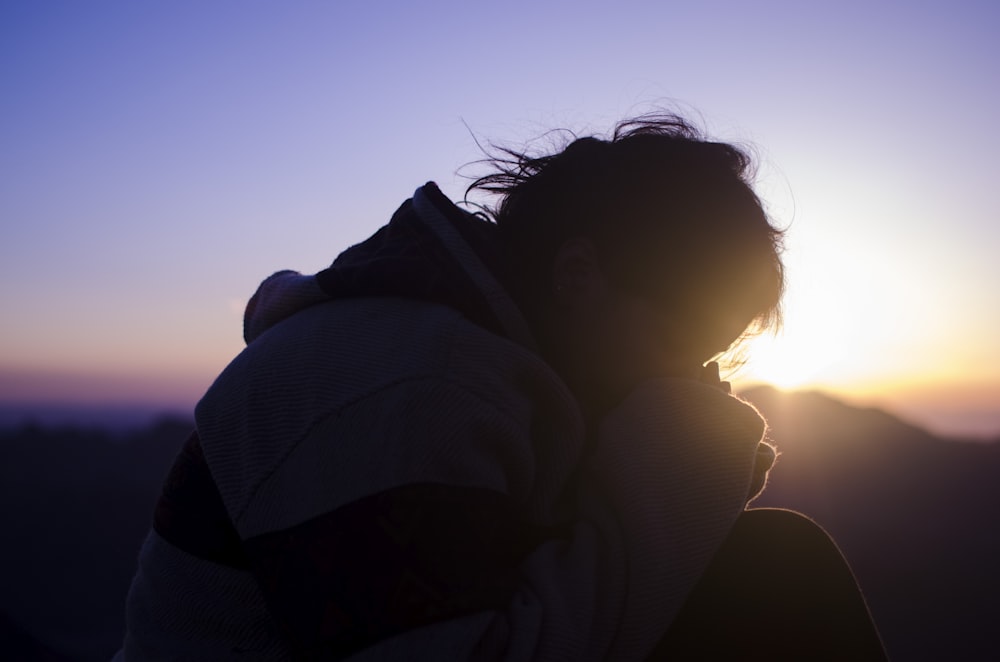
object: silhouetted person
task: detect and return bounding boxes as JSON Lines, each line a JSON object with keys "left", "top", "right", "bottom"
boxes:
{"left": 115, "top": 114, "right": 885, "bottom": 660}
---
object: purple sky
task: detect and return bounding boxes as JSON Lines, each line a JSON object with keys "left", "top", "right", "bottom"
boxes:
{"left": 2, "top": 1, "right": 999, "bottom": 437}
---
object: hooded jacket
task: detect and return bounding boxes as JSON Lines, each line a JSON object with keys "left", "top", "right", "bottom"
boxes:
{"left": 117, "top": 183, "right": 772, "bottom": 661}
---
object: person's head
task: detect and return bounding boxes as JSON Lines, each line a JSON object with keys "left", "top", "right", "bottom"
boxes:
{"left": 467, "top": 113, "right": 785, "bottom": 411}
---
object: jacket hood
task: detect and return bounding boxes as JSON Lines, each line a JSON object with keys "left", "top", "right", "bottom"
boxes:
{"left": 242, "top": 183, "right": 537, "bottom": 352}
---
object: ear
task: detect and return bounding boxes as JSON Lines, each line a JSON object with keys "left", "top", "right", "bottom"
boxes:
{"left": 551, "top": 238, "right": 609, "bottom": 308}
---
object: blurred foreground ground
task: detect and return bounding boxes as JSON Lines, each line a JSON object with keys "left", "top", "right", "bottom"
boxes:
{"left": 1, "top": 388, "right": 997, "bottom": 661}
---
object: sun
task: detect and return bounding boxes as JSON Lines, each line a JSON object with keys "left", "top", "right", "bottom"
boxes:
{"left": 730, "top": 222, "right": 897, "bottom": 392}
{"left": 733, "top": 264, "right": 858, "bottom": 391}
{"left": 738, "top": 331, "right": 836, "bottom": 390}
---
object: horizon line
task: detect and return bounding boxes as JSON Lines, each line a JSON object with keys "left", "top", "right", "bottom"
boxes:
{"left": 2, "top": 390, "right": 998, "bottom": 443}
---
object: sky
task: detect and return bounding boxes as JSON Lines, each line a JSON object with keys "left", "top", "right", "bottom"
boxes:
{"left": 2, "top": 0, "right": 999, "bottom": 438}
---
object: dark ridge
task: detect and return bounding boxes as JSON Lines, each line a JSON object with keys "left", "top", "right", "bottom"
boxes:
{"left": 0, "top": 418, "right": 191, "bottom": 661}
{"left": 1, "top": 396, "right": 998, "bottom": 660}
{"left": 0, "top": 609, "right": 79, "bottom": 661}
{"left": 0, "top": 403, "right": 192, "bottom": 435}
{"left": 741, "top": 386, "right": 1000, "bottom": 662}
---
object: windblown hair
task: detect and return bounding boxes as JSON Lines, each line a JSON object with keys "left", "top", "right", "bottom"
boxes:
{"left": 466, "top": 112, "right": 785, "bottom": 362}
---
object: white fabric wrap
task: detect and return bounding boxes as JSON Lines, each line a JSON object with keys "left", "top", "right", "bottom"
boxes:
{"left": 585, "top": 379, "right": 766, "bottom": 660}
{"left": 347, "top": 379, "right": 766, "bottom": 662}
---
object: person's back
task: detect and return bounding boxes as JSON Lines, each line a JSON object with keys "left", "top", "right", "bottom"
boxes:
{"left": 116, "top": 114, "right": 885, "bottom": 660}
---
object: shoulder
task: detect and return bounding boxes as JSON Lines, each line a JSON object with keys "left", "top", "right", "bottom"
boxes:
{"left": 205, "top": 296, "right": 566, "bottom": 418}
{"left": 196, "top": 297, "right": 582, "bottom": 522}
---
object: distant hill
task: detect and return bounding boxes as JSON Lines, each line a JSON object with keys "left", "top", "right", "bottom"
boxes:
{"left": 0, "top": 609, "right": 76, "bottom": 661}
{"left": 741, "top": 386, "right": 1000, "bottom": 662}
{"left": 0, "top": 403, "right": 191, "bottom": 434}
{"left": 1, "top": 392, "right": 998, "bottom": 661}
{"left": 0, "top": 417, "right": 191, "bottom": 662}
